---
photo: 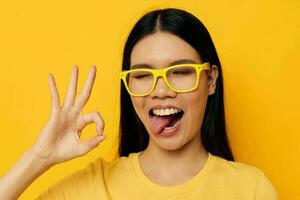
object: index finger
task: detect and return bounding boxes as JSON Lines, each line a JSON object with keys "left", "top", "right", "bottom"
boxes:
{"left": 74, "top": 65, "right": 97, "bottom": 110}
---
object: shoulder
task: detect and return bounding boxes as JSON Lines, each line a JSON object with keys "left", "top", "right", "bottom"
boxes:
{"left": 211, "top": 154, "right": 264, "bottom": 179}
{"left": 36, "top": 155, "right": 133, "bottom": 199}
{"left": 74, "top": 153, "right": 133, "bottom": 173}
{"left": 71, "top": 154, "right": 133, "bottom": 182}
{"left": 209, "top": 154, "right": 278, "bottom": 199}
{"left": 100, "top": 153, "right": 136, "bottom": 180}
{"left": 210, "top": 154, "right": 269, "bottom": 183}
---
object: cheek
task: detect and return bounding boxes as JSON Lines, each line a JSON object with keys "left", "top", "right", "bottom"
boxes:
{"left": 186, "top": 81, "right": 209, "bottom": 132}
{"left": 131, "top": 97, "right": 147, "bottom": 122}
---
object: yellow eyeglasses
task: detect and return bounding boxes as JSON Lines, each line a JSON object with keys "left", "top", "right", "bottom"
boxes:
{"left": 120, "top": 62, "right": 210, "bottom": 97}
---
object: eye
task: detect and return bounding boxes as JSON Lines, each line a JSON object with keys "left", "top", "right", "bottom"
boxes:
{"left": 134, "top": 74, "right": 150, "bottom": 79}
{"left": 171, "top": 68, "right": 194, "bottom": 75}
{"left": 129, "top": 72, "right": 152, "bottom": 79}
{"left": 173, "top": 70, "right": 192, "bottom": 75}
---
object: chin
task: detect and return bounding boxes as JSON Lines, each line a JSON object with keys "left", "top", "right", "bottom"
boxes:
{"left": 148, "top": 133, "right": 188, "bottom": 151}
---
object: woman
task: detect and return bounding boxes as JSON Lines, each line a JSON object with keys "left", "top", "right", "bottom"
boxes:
{"left": 0, "top": 8, "right": 277, "bottom": 200}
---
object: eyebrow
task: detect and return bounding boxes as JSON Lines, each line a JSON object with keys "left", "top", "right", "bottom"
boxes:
{"left": 130, "top": 59, "right": 197, "bottom": 69}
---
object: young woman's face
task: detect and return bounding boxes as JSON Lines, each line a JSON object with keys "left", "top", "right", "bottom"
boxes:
{"left": 130, "top": 32, "right": 218, "bottom": 151}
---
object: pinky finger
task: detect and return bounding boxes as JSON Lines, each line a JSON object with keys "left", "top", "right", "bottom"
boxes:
{"left": 48, "top": 73, "right": 61, "bottom": 111}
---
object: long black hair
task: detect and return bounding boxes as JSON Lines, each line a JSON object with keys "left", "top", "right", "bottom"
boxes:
{"left": 119, "top": 8, "right": 234, "bottom": 161}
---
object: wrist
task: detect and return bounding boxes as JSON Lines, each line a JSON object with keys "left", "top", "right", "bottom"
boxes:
{"left": 27, "top": 148, "right": 53, "bottom": 170}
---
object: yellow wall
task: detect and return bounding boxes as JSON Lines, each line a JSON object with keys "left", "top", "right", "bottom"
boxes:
{"left": 0, "top": 0, "right": 299, "bottom": 199}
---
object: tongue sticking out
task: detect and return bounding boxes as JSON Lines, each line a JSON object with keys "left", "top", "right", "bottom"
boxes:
{"left": 149, "top": 113, "right": 182, "bottom": 135}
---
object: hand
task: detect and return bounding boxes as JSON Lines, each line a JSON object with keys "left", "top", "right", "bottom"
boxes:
{"left": 30, "top": 65, "right": 106, "bottom": 166}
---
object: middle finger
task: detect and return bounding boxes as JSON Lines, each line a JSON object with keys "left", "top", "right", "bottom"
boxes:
{"left": 63, "top": 65, "right": 79, "bottom": 108}
{"left": 74, "top": 65, "right": 97, "bottom": 110}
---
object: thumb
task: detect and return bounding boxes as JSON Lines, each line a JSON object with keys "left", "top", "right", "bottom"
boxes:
{"left": 78, "top": 134, "right": 106, "bottom": 156}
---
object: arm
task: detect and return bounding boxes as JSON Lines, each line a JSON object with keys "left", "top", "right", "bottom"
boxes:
{"left": 0, "top": 150, "right": 50, "bottom": 200}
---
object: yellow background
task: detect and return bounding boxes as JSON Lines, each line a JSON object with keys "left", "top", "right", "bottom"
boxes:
{"left": 0, "top": 0, "right": 299, "bottom": 199}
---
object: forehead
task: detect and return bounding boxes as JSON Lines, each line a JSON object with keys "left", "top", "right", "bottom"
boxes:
{"left": 130, "top": 32, "right": 201, "bottom": 68}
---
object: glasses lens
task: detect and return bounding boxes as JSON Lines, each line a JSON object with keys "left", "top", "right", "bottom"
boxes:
{"left": 167, "top": 66, "right": 197, "bottom": 91}
{"left": 126, "top": 70, "right": 154, "bottom": 95}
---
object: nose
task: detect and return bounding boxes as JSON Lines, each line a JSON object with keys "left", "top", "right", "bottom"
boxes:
{"left": 149, "top": 76, "right": 177, "bottom": 98}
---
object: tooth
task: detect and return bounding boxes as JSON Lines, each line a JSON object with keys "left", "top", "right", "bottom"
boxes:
{"left": 165, "top": 109, "right": 170, "bottom": 115}
{"left": 156, "top": 109, "right": 159, "bottom": 115}
{"left": 152, "top": 107, "right": 182, "bottom": 116}
{"left": 159, "top": 109, "right": 163, "bottom": 116}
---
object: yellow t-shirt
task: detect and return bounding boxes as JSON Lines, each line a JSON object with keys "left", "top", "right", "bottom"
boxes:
{"left": 36, "top": 152, "right": 278, "bottom": 200}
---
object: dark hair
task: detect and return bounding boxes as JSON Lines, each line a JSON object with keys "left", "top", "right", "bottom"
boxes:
{"left": 119, "top": 8, "right": 234, "bottom": 161}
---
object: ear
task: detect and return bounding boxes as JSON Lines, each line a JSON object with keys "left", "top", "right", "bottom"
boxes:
{"left": 207, "top": 65, "right": 218, "bottom": 95}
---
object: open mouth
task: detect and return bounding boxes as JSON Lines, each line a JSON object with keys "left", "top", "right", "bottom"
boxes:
{"left": 149, "top": 108, "right": 184, "bottom": 135}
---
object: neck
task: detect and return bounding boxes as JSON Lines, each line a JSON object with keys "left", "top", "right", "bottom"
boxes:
{"left": 138, "top": 133, "right": 208, "bottom": 184}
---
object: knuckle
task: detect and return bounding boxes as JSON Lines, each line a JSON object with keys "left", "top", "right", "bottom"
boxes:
{"left": 74, "top": 98, "right": 84, "bottom": 108}
{"left": 93, "top": 111, "right": 101, "bottom": 117}
{"left": 76, "top": 97, "right": 83, "bottom": 104}
{"left": 82, "top": 92, "right": 91, "bottom": 100}
{"left": 96, "top": 112, "right": 104, "bottom": 123}
{"left": 68, "top": 91, "right": 76, "bottom": 97}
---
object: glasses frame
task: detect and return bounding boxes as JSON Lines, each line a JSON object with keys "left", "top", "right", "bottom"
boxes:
{"left": 120, "top": 62, "right": 211, "bottom": 97}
